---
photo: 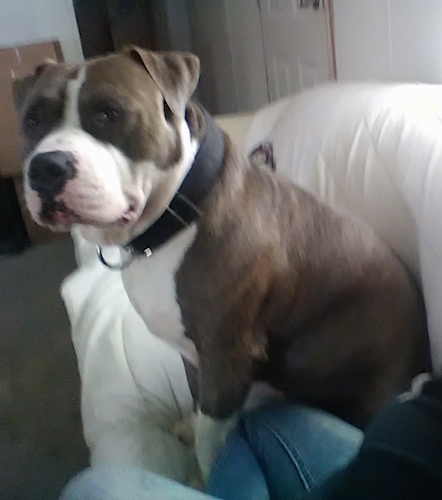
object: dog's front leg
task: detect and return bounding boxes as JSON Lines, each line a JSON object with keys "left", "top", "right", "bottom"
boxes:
{"left": 195, "top": 409, "right": 239, "bottom": 480}
{"left": 178, "top": 252, "right": 271, "bottom": 480}
{"left": 194, "top": 351, "right": 255, "bottom": 481}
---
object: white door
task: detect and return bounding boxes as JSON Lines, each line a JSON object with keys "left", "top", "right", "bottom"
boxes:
{"left": 258, "top": 0, "right": 334, "bottom": 101}
{"left": 189, "top": 0, "right": 334, "bottom": 113}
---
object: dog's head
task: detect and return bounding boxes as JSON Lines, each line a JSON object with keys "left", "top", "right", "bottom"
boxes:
{"left": 13, "top": 47, "right": 200, "bottom": 245}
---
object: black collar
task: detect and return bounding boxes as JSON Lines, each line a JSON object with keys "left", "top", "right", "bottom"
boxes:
{"left": 126, "top": 106, "right": 225, "bottom": 256}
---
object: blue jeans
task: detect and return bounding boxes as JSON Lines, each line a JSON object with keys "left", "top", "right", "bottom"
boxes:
{"left": 61, "top": 402, "right": 362, "bottom": 500}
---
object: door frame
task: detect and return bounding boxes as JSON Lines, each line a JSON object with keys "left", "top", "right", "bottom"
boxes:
{"left": 326, "top": 0, "right": 337, "bottom": 80}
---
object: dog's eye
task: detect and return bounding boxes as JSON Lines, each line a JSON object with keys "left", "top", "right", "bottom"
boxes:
{"left": 24, "top": 111, "right": 40, "bottom": 130}
{"left": 93, "top": 107, "right": 120, "bottom": 126}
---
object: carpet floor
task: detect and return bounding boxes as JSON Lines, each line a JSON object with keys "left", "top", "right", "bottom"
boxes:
{"left": 0, "top": 236, "right": 89, "bottom": 500}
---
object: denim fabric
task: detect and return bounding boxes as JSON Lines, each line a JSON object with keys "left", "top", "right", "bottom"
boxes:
{"left": 61, "top": 403, "right": 362, "bottom": 500}
{"left": 61, "top": 465, "right": 215, "bottom": 500}
{"left": 208, "top": 402, "right": 363, "bottom": 500}
{"left": 207, "top": 430, "right": 272, "bottom": 500}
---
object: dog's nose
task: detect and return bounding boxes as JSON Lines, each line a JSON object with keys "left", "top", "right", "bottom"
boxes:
{"left": 28, "top": 151, "right": 76, "bottom": 198}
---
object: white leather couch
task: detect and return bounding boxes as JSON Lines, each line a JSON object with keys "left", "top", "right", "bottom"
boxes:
{"left": 61, "top": 82, "right": 442, "bottom": 485}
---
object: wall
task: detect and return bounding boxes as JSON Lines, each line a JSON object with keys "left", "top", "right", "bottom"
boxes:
{"left": 334, "top": 0, "right": 442, "bottom": 82}
{"left": 0, "top": 0, "right": 83, "bottom": 63}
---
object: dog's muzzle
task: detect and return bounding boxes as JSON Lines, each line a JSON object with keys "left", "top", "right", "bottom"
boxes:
{"left": 28, "top": 150, "right": 77, "bottom": 199}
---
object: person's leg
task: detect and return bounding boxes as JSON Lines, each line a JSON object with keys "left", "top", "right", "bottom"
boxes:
{"left": 207, "top": 401, "right": 363, "bottom": 500}
{"left": 60, "top": 464, "right": 216, "bottom": 500}
{"left": 61, "top": 403, "right": 362, "bottom": 500}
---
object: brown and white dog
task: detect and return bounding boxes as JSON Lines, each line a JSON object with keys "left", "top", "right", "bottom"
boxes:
{"left": 13, "top": 47, "right": 429, "bottom": 478}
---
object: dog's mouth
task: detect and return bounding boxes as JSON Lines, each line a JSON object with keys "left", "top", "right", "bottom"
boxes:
{"left": 39, "top": 199, "right": 139, "bottom": 230}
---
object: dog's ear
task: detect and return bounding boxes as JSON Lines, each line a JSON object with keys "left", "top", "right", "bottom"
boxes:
{"left": 12, "top": 59, "right": 57, "bottom": 112}
{"left": 127, "top": 46, "right": 200, "bottom": 119}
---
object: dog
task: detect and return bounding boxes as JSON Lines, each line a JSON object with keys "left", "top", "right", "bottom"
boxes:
{"left": 13, "top": 47, "right": 430, "bottom": 478}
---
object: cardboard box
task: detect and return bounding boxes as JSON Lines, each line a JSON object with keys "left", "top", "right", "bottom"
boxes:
{"left": 0, "top": 41, "right": 63, "bottom": 177}
{"left": 0, "top": 41, "right": 63, "bottom": 244}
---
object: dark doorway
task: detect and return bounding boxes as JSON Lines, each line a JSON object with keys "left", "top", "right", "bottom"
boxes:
{"left": 73, "top": 0, "right": 156, "bottom": 58}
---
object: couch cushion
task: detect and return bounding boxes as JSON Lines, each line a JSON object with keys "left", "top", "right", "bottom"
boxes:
{"left": 61, "top": 229, "right": 198, "bottom": 483}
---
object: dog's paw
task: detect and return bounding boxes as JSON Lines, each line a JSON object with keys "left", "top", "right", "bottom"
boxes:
{"left": 188, "top": 468, "right": 205, "bottom": 491}
{"left": 173, "top": 414, "right": 196, "bottom": 445}
{"left": 195, "top": 411, "right": 238, "bottom": 481}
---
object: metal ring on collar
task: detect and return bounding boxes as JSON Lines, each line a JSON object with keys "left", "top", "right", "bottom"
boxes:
{"left": 96, "top": 245, "right": 136, "bottom": 270}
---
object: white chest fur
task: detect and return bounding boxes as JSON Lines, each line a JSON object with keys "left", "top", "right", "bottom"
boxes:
{"left": 122, "top": 224, "right": 198, "bottom": 365}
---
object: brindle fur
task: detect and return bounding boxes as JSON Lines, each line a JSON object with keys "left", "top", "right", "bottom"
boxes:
{"left": 177, "top": 136, "right": 429, "bottom": 427}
